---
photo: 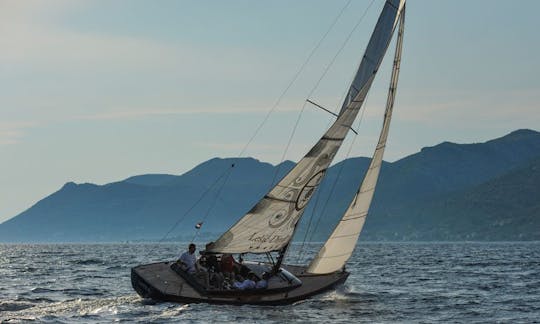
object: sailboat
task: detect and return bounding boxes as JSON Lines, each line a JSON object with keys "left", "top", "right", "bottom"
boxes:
{"left": 132, "top": 0, "right": 406, "bottom": 305}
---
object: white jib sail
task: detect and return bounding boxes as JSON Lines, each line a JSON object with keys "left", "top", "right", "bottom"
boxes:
{"left": 307, "top": 3, "right": 405, "bottom": 274}
{"left": 206, "top": 0, "right": 405, "bottom": 255}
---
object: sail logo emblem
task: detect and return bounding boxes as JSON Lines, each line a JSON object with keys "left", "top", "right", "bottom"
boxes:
{"left": 295, "top": 169, "right": 326, "bottom": 211}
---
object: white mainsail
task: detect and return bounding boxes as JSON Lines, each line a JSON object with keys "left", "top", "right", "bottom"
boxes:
{"left": 206, "top": 0, "right": 405, "bottom": 255}
{"left": 307, "top": 3, "right": 405, "bottom": 274}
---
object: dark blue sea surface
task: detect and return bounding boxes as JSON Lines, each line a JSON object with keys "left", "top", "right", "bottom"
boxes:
{"left": 1, "top": 242, "right": 539, "bottom": 323}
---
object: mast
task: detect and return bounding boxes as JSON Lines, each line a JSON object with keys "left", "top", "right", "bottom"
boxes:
{"left": 307, "top": 2, "right": 406, "bottom": 274}
{"left": 272, "top": 245, "right": 288, "bottom": 274}
{"left": 205, "top": 0, "right": 405, "bottom": 256}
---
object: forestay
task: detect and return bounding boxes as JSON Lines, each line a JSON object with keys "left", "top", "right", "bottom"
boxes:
{"left": 307, "top": 2, "right": 405, "bottom": 274}
{"left": 206, "top": 0, "right": 406, "bottom": 254}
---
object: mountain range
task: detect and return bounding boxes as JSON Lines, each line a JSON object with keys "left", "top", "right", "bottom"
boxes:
{"left": 1, "top": 129, "right": 539, "bottom": 242}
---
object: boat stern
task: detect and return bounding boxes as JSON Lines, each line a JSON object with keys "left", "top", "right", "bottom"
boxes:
{"left": 131, "top": 265, "right": 160, "bottom": 299}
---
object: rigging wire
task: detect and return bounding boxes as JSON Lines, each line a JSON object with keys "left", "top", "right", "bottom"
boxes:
{"left": 294, "top": 110, "right": 356, "bottom": 261}
{"left": 293, "top": 2, "right": 377, "bottom": 260}
{"left": 277, "top": 0, "right": 378, "bottom": 265}
{"left": 237, "top": 0, "right": 353, "bottom": 160}
{"left": 190, "top": 163, "right": 235, "bottom": 243}
{"left": 301, "top": 8, "right": 406, "bottom": 263}
{"left": 277, "top": 0, "right": 377, "bottom": 261}
{"left": 160, "top": 0, "right": 374, "bottom": 247}
{"left": 271, "top": 0, "right": 377, "bottom": 186}
{"left": 172, "top": 1, "right": 355, "bottom": 243}
{"left": 296, "top": 5, "right": 406, "bottom": 261}
{"left": 158, "top": 163, "right": 235, "bottom": 243}
{"left": 295, "top": 90, "right": 370, "bottom": 263}
{"left": 313, "top": 97, "right": 369, "bottom": 239}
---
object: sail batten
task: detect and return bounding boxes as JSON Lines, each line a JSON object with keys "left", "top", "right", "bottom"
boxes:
{"left": 320, "top": 251, "right": 354, "bottom": 259}
{"left": 265, "top": 196, "right": 296, "bottom": 203}
{"left": 206, "top": 0, "right": 405, "bottom": 255}
{"left": 328, "top": 232, "right": 362, "bottom": 239}
{"left": 307, "top": 2, "right": 405, "bottom": 274}
{"left": 342, "top": 214, "right": 368, "bottom": 221}
{"left": 321, "top": 137, "right": 345, "bottom": 141}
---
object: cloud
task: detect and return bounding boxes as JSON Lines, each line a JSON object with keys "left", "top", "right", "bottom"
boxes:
{"left": 71, "top": 105, "right": 281, "bottom": 121}
{"left": 72, "top": 108, "right": 236, "bottom": 121}
{"left": 0, "top": 121, "right": 38, "bottom": 146}
{"left": 0, "top": 1, "right": 309, "bottom": 132}
{"left": 0, "top": 18, "right": 175, "bottom": 69}
{"left": 0, "top": 129, "right": 22, "bottom": 146}
{"left": 395, "top": 88, "right": 540, "bottom": 126}
{"left": 0, "top": 2, "right": 284, "bottom": 83}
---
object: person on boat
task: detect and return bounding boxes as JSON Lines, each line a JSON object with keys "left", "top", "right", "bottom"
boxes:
{"left": 206, "top": 254, "right": 220, "bottom": 272}
{"left": 177, "top": 243, "right": 210, "bottom": 289}
{"left": 233, "top": 272, "right": 256, "bottom": 290}
{"left": 220, "top": 253, "right": 237, "bottom": 283}
{"left": 236, "top": 255, "right": 251, "bottom": 279}
{"left": 178, "top": 243, "right": 197, "bottom": 272}
{"left": 255, "top": 272, "right": 269, "bottom": 289}
{"left": 206, "top": 254, "right": 224, "bottom": 289}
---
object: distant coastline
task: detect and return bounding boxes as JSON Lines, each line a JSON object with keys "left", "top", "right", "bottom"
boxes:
{"left": 1, "top": 129, "right": 539, "bottom": 243}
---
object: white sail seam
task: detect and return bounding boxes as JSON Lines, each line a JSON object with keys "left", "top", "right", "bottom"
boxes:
{"left": 342, "top": 214, "right": 367, "bottom": 221}
{"left": 359, "top": 187, "right": 375, "bottom": 194}
{"left": 264, "top": 195, "right": 295, "bottom": 204}
{"left": 326, "top": 232, "right": 361, "bottom": 240}
{"left": 318, "top": 251, "right": 353, "bottom": 259}
{"left": 368, "top": 164, "right": 381, "bottom": 170}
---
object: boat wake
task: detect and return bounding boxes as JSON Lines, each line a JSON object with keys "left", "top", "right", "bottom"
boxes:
{"left": 316, "top": 284, "right": 378, "bottom": 306}
{"left": 0, "top": 294, "right": 197, "bottom": 323}
{"left": 154, "top": 303, "right": 190, "bottom": 318}
{"left": 0, "top": 295, "right": 141, "bottom": 322}
{"left": 320, "top": 285, "right": 354, "bottom": 301}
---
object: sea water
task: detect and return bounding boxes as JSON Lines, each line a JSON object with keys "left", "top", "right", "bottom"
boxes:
{"left": 1, "top": 242, "right": 539, "bottom": 323}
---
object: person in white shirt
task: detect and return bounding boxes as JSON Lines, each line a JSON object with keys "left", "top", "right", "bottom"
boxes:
{"left": 178, "top": 243, "right": 197, "bottom": 273}
{"left": 177, "top": 243, "right": 209, "bottom": 288}
{"left": 234, "top": 272, "right": 256, "bottom": 290}
{"left": 255, "top": 272, "right": 269, "bottom": 289}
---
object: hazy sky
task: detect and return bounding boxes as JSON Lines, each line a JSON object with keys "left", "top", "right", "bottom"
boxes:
{"left": 1, "top": 0, "right": 539, "bottom": 223}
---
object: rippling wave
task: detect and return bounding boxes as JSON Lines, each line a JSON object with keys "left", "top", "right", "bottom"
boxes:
{"left": 1, "top": 242, "right": 539, "bottom": 323}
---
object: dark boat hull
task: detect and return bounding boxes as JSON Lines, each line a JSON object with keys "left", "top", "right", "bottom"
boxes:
{"left": 131, "top": 261, "right": 349, "bottom": 305}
